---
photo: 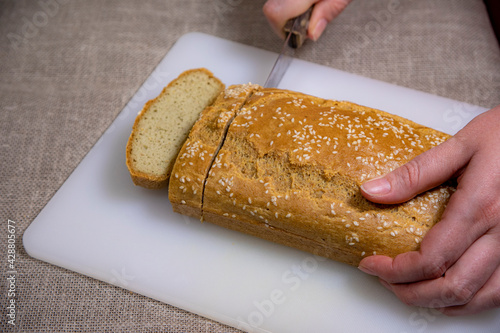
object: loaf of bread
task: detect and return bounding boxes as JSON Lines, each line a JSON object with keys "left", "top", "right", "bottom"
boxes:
{"left": 169, "top": 84, "right": 455, "bottom": 266}
{"left": 126, "top": 68, "right": 225, "bottom": 189}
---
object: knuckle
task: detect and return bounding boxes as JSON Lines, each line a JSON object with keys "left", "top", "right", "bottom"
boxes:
{"left": 477, "top": 194, "right": 500, "bottom": 226}
{"left": 491, "top": 288, "right": 500, "bottom": 309}
{"left": 397, "top": 159, "right": 422, "bottom": 192}
{"left": 443, "top": 279, "right": 476, "bottom": 305}
{"left": 396, "top": 286, "right": 421, "bottom": 306}
{"left": 422, "top": 258, "right": 447, "bottom": 279}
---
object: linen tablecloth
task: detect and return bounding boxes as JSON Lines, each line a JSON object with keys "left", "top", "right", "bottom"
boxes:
{"left": 1, "top": 0, "right": 499, "bottom": 331}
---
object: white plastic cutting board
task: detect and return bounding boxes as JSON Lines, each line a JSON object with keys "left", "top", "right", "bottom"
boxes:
{"left": 24, "top": 32, "right": 499, "bottom": 333}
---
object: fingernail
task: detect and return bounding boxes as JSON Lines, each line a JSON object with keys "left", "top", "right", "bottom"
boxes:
{"left": 379, "top": 279, "right": 392, "bottom": 291}
{"left": 311, "top": 18, "right": 327, "bottom": 41}
{"left": 358, "top": 264, "right": 376, "bottom": 276}
{"left": 361, "top": 177, "right": 391, "bottom": 196}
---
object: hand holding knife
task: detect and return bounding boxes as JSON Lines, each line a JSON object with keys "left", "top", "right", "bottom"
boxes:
{"left": 264, "top": 6, "right": 314, "bottom": 88}
{"left": 283, "top": 6, "right": 314, "bottom": 49}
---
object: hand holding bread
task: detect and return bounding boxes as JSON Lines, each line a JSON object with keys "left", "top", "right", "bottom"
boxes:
{"left": 359, "top": 104, "right": 500, "bottom": 316}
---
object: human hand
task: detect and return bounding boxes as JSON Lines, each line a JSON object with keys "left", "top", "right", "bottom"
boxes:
{"left": 263, "top": 0, "right": 353, "bottom": 41}
{"left": 358, "top": 104, "right": 500, "bottom": 316}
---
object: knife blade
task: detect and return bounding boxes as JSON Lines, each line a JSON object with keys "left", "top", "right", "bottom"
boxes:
{"left": 264, "top": 6, "right": 314, "bottom": 88}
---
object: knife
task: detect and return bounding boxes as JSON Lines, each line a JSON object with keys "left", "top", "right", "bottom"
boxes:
{"left": 264, "top": 6, "right": 314, "bottom": 88}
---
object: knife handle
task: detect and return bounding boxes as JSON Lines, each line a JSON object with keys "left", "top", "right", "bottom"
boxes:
{"left": 283, "top": 6, "right": 314, "bottom": 49}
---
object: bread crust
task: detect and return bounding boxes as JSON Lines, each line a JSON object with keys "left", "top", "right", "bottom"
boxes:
{"left": 170, "top": 85, "right": 456, "bottom": 266}
{"left": 168, "top": 84, "right": 259, "bottom": 216}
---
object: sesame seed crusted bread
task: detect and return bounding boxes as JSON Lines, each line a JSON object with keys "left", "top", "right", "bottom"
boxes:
{"left": 126, "top": 68, "right": 225, "bottom": 189}
{"left": 169, "top": 83, "right": 259, "bottom": 218}
{"left": 170, "top": 85, "right": 456, "bottom": 266}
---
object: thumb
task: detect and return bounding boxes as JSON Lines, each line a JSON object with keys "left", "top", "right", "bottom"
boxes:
{"left": 360, "top": 136, "right": 468, "bottom": 204}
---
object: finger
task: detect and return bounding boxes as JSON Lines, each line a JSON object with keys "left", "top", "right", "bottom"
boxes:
{"left": 263, "top": 0, "right": 317, "bottom": 38}
{"left": 308, "top": 0, "right": 352, "bottom": 40}
{"left": 360, "top": 135, "right": 469, "bottom": 204}
{"left": 379, "top": 232, "right": 500, "bottom": 309}
{"left": 440, "top": 265, "right": 500, "bottom": 316}
{"left": 359, "top": 183, "right": 487, "bottom": 283}
{"left": 359, "top": 153, "right": 500, "bottom": 283}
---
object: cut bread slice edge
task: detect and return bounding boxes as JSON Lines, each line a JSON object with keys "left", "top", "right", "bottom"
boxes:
{"left": 126, "top": 68, "right": 225, "bottom": 189}
{"left": 168, "top": 84, "right": 259, "bottom": 218}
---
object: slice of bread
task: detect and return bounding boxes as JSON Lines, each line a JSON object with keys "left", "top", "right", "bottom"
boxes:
{"left": 126, "top": 68, "right": 225, "bottom": 189}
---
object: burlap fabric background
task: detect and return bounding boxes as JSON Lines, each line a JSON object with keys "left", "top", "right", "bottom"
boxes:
{"left": 1, "top": 0, "right": 499, "bottom": 332}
